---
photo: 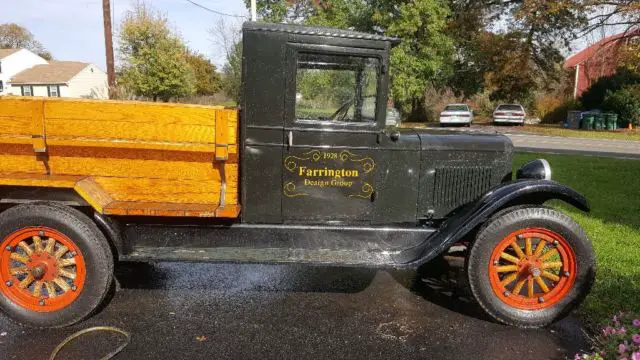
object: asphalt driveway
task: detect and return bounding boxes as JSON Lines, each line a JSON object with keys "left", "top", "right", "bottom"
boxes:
{"left": 0, "top": 255, "right": 589, "bottom": 359}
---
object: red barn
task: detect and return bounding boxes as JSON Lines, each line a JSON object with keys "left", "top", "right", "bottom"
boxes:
{"left": 564, "top": 29, "right": 639, "bottom": 98}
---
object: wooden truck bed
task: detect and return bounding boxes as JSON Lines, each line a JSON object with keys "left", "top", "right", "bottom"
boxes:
{"left": 0, "top": 97, "right": 239, "bottom": 218}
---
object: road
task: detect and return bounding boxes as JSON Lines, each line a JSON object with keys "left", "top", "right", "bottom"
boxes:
{"left": 0, "top": 256, "right": 588, "bottom": 360}
{"left": 445, "top": 125, "right": 640, "bottom": 158}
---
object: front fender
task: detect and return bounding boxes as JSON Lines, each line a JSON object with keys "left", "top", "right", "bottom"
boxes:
{"left": 407, "top": 180, "right": 589, "bottom": 266}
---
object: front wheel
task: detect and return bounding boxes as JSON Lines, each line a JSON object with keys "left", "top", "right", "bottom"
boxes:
{"left": 467, "top": 206, "right": 595, "bottom": 327}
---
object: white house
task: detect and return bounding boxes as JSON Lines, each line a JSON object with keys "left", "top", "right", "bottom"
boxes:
{"left": 10, "top": 61, "right": 108, "bottom": 99}
{"left": 0, "top": 48, "right": 48, "bottom": 96}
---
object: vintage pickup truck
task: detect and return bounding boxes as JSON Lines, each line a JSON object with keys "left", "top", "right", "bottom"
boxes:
{"left": 0, "top": 22, "right": 594, "bottom": 329}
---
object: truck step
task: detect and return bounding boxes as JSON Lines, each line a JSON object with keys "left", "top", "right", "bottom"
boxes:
{"left": 122, "top": 246, "right": 404, "bottom": 267}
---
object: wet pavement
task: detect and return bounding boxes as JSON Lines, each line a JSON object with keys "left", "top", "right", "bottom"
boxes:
{"left": 0, "top": 255, "right": 589, "bottom": 359}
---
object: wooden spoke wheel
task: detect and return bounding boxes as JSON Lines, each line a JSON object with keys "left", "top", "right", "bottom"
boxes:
{"left": 488, "top": 228, "right": 576, "bottom": 310}
{"left": 467, "top": 206, "right": 595, "bottom": 328}
{"left": 0, "top": 227, "right": 86, "bottom": 312}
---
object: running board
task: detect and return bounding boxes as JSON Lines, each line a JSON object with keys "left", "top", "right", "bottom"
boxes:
{"left": 120, "top": 223, "right": 436, "bottom": 266}
{"left": 121, "top": 246, "right": 406, "bottom": 267}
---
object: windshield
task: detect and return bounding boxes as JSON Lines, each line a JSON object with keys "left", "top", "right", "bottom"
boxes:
{"left": 497, "top": 104, "right": 523, "bottom": 111}
{"left": 295, "top": 53, "right": 379, "bottom": 124}
{"left": 444, "top": 105, "right": 468, "bottom": 112}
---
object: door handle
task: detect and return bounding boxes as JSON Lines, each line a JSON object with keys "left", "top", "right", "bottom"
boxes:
{"left": 288, "top": 131, "right": 293, "bottom": 148}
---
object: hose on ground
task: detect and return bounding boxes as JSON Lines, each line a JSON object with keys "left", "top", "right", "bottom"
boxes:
{"left": 49, "top": 326, "right": 130, "bottom": 360}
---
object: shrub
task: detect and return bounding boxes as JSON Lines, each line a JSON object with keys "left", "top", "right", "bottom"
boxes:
{"left": 580, "top": 69, "right": 640, "bottom": 110}
{"left": 603, "top": 85, "right": 640, "bottom": 127}
{"left": 575, "top": 311, "right": 640, "bottom": 360}
{"left": 538, "top": 98, "right": 582, "bottom": 124}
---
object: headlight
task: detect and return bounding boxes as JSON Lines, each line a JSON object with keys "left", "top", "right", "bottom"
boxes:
{"left": 516, "top": 159, "right": 552, "bottom": 180}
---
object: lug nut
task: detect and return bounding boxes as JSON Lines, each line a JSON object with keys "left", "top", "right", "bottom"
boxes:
{"left": 503, "top": 291, "right": 511, "bottom": 297}
{"left": 5, "top": 280, "right": 13, "bottom": 287}
{"left": 493, "top": 260, "right": 499, "bottom": 265}
{"left": 516, "top": 235, "right": 524, "bottom": 240}
{"left": 71, "top": 285, "right": 77, "bottom": 292}
{"left": 553, "top": 240, "right": 559, "bottom": 246}
{"left": 564, "top": 271, "right": 570, "bottom": 277}
{"left": 5, "top": 246, "right": 12, "bottom": 252}
{"left": 70, "top": 251, "right": 77, "bottom": 257}
{"left": 538, "top": 297, "right": 545, "bottom": 303}
{"left": 39, "top": 231, "right": 45, "bottom": 236}
{"left": 39, "top": 299, "right": 45, "bottom": 306}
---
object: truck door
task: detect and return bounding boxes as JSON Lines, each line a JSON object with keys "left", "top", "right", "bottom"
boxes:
{"left": 281, "top": 45, "right": 386, "bottom": 223}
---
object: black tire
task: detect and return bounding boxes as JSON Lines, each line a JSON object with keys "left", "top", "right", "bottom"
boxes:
{"left": 0, "top": 203, "right": 114, "bottom": 328}
{"left": 467, "top": 206, "right": 595, "bottom": 328}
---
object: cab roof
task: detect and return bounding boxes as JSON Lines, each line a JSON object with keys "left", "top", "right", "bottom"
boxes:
{"left": 243, "top": 22, "right": 401, "bottom": 46}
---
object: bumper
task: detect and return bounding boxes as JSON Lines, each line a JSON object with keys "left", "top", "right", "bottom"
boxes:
{"left": 440, "top": 117, "right": 472, "bottom": 124}
{"left": 493, "top": 117, "right": 524, "bottom": 124}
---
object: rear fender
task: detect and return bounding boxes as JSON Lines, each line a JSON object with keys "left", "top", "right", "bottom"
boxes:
{"left": 408, "top": 180, "right": 589, "bottom": 266}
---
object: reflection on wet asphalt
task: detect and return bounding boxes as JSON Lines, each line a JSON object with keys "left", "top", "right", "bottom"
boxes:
{"left": 0, "top": 256, "right": 588, "bottom": 359}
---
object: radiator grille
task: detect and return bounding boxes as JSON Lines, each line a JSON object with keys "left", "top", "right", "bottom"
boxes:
{"left": 433, "top": 166, "right": 493, "bottom": 211}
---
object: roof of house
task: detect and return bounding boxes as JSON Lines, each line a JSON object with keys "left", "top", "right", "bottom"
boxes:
{"left": 564, "top": 28, "right": 640, "bottom": 68}
{"left": 10, "top": 61, "right": 90, "bottom": 84}
{"left": 0, "top": 48, "right": 21, "bottom": 59}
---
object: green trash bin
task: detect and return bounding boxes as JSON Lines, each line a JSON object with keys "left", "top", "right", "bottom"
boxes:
{"left": 582, "top": 114, "right": 595, "bottom": 130}
{"left": 606, "top": 113, "right": 618, "bottom": 130}
{"left": 594, "top": 113, "right": 605, "bottom": 130}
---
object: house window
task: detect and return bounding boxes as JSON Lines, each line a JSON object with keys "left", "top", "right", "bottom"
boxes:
{"left": 21, "top": 86, "right": 33, "bottom": 96}
{"left": 0, "top": 81, "right": 3, "bottom": 93}
{"left": 48, "top": 85, "right": 60, "bottom": 97}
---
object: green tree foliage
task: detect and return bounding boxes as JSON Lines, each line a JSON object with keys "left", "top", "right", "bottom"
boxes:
{"left": 0, "top": 23, "right": 52, "bottom": 60}
{"left": 580, "top": 68, "right": 640, "bottom": 109}
{"left": 222, "top": 41, "right": 243, "bottom": 103}
{"left": 603, "top": 85, "right": 640, "bottom": 126}
{"left": 185, "top": 51, "right": 222, "bottom": 95}
{"left": 118, "top": 2, "right": 196, "bottom": 101}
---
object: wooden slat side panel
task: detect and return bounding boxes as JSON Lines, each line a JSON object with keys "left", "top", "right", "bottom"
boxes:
{"left": 91, "top": 177, "right": 239, "bottom": 205}
{"left": 0, "top": 97, "right": 39, "bottom": 119}
{"left": 44, "top": 98, "right": 218, "bottom": 126}
{"left": 0, "top": 173, "right": 81, "bottom": 188}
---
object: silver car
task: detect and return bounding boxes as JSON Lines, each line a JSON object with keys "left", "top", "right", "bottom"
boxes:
{"left": 439, "top": 104, "right": 473, "bottom": 127}
{"left": 493, "top": 104, "right": 526, "bottom": 125}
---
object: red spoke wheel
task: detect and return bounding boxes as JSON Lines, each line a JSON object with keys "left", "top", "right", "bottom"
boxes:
{"left": 0, "top": 203, "right": 113, "bottom": 328}
{"left": 0, "top": 227, "right": 86, "bottom": 312}
{"left": 467, "top": 206, "right": 595, "bottom": 328}
{"left": 488, "top": 228, "right": 576, "bottom": 310}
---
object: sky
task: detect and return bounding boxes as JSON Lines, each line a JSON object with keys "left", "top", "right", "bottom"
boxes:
{"left": 2, "top": 0, "right": 250, "bottom": 70}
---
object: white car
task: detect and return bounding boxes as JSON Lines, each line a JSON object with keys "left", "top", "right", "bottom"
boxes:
{"left": 439, "top": 104, "right": 473, "bottom": 126}
{"left": 493, "top": 104, "right": 526, "bottom": 125}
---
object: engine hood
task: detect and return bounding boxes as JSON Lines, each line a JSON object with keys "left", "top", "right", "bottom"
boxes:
{"left": 412, "top": 128, "right": 513, "bottom": 152}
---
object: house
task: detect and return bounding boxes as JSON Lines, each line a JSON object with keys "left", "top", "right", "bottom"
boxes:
{"left": 0, "top": 48, "right": 48, "bottom": 96}
{"left": 10, "top": 61, "right": 108, "bottom": 99}
{"left": 564, "top": 29, "right": 640, "bottom": 98}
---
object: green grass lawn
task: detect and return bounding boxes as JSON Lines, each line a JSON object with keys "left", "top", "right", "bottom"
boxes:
{"left": 518, "top": 124, "right": 640, "bottom": 141}
{"left": 513, "top": 153, "right": 640, "bottom": 327}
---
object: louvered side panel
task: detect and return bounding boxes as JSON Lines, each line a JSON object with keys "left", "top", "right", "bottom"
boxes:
{"left": 433, "top": 167, "right": 493, "bottom": 216}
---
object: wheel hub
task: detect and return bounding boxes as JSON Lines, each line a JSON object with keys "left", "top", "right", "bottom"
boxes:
{"left": 489, "top": 228, "right": 577, "bottom": 310}
{"left": 0, "top": 227, "right": 86, "bottom": 312}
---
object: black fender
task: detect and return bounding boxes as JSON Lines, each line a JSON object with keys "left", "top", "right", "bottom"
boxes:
{"left": 407, "top": 180, "right": 589, "bottom": 266}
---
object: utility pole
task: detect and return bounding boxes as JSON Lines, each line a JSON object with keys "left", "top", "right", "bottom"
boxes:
{"left": 102, "top": 0, "right": 116, "bottom": 98}
{"left": 251, "top": 0, "right": 257, "bottom": 21}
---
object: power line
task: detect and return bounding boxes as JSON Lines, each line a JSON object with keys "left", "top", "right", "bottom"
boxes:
{"left": 184, "top": 0, "right": 248, "bottom": 18}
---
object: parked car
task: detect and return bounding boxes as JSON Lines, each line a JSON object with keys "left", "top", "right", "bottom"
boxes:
{"left": 493, "top": 104, "right": 526, "bottom": 125}
{"left": 439, "top": 104, "right": 473, "bottom": 126}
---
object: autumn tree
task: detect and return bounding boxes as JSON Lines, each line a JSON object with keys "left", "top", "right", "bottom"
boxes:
{"left": 0, "top": 23, "right": 52, "bottom": 60}
{"left": 222, "top": 41, "right": 243, "bottom": 103}
{"left": 185, "top": 51, "right": 222, "bottom": 95}
{"left": 118, "top": 1, "right": 195, "bottom": 101}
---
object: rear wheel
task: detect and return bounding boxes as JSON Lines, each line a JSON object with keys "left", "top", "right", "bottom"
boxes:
{"left": 0, "top": 203, "right": 113, "bottom": 328}
{"left": 467, "top": 206, "right": 595, "bottom": 327}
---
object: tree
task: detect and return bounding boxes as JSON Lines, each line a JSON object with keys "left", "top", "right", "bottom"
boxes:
{"left": 117, "top": 1, "right": 195, "bottom": 101}
{"left": 222, "top": 41, "right": 243, "bottom": 103}
{"left": 185, "top": 51, "right": 222, "bottom": 95}
{"left": 0, "top": 23, "right": 52, "bottom": 60}
{"left": 583, "top": 0, "right": 639, "bottom": 39}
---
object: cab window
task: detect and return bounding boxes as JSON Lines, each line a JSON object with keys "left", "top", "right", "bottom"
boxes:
{"left": 295, "top": 53, "right": 379, "bottom": 125}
